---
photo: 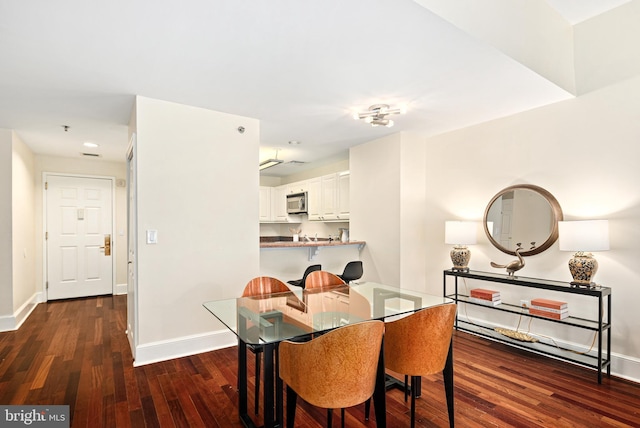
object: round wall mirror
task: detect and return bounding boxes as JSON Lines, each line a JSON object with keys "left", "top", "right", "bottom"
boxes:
{"left": 483, "top": 184, "right": 563, "bottom": 256}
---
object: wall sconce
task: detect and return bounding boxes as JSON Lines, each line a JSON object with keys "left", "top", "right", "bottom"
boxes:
{"left": 558, "top": 220, "right": 610, "bottom": 287}
{"left": 353, "top": 104, "right": 406, "bottom": 128}
{"left": 445, "top": 221, "right": 477, "bottom": 271}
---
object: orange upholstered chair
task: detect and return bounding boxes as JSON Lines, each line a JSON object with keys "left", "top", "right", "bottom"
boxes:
{"left": 279, "top": 320, "right": 384, "bottom": 428}
{"left": 241, "top": 276, "right": 290, "bottom": 415}
{"left": 303, "top": 270, "right": 346, "bottom": 290}
{"left": 365, "top": 303, "right": 457, "bottom": 428}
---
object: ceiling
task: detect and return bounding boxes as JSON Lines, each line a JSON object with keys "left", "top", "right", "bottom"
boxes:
{"left": 0, "top": 0, "right": 630, "bottom": 177}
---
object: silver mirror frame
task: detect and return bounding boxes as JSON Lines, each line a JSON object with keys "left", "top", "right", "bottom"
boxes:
{"left": 483, "top": 184, "right": 563, "bottom": 257}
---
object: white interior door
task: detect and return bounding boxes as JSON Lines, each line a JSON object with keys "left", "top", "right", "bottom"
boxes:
{"left": 46, "top": 175, "right": 114, "bottom": 300}
{"left": 126, "top": 139, "right": 138, "bottom": 358}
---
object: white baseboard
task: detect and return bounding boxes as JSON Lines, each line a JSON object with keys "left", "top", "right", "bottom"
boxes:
{"left": 115, "top": 283, "right": 127, "bottom": 295}
{"left": 133, "top": 329, "right": 237, "bottom": 367}
{"left": 0, "top": 291, "right": 43, "bottom": 332}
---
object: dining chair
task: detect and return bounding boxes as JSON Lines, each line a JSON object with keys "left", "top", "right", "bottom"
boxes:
{"left": 303, "top": 270, "right": 346, "bottom": 290}
{"left": 287, "top": 264, "right": 321, "bottom": 289}
{"left": 279, "top": 320, "right": 385, "bottom": 428}
{"left": 336, "top": 260, "right": 363, "bottom": 284}
{"left": 365, "top": 304, "right": 457, "bottom": 428}
{"left": 241, "top": 276, "right": 291, "bottom": 415}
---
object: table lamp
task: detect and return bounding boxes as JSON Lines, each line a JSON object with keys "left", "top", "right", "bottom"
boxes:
{"left": 445, "top": 221, "right": 477, "bottom": 271}
{"left": 558, "top": 220, "right": 609, "bottom": 287}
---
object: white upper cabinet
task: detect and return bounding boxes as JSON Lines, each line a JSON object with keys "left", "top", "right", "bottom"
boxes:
{"left": 307, "top": 177, "right": 322, "bottom": 221}
{"left": 337, "top": 171, "right": 350, "bottom": 220}
{"left": 309, "top": 171, "right": 349, "bottom": 222}
{"left": 259, "top": 186, "right": 272, "bottom": 222}
{"left": 260, "top": 171, "right": 349, "bottom": 223}
{"left": 272, "top": 185, "right": 289, "bottom": 222}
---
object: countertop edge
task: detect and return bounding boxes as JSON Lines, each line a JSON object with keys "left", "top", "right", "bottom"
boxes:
{"left": 260, "top": 240, "right": 366, "bottom": 249}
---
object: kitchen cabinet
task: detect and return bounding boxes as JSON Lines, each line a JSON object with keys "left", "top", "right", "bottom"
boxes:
{"left": 309, "top": 171, "right": 349, "bottom": 221}
{"left": 259, "top": 186, "right": 272, "bottom": 222}
{"left": 261, "top": 171, "right": 348, "bottom": 223}
{"left": 272, "top": 185, "right": 289, "bottom": 221}
{"left": 307, "top": 178, "right": 322, "bottom": 220}
{"left": 259, "top": 185, "right": 298, "bottom": 223}
{"left": 287, "top": 180, "right": 308, "bottom": 195}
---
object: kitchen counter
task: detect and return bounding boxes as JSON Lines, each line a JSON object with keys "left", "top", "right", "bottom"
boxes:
{"left": 260, "top": 239, "right": 366, "bottom": 248}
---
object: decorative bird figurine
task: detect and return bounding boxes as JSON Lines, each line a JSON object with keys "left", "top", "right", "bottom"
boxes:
{"left": 491, "top": 243, "right": 525, "bottom": 276}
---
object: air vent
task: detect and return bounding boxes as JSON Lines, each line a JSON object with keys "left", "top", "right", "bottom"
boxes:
{"left": 81, "top": 152, "right": 102, "bottom": 158}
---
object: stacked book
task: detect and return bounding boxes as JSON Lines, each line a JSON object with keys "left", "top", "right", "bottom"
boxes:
{"left": 529, "top": 298, "right": 568, "bottom": 320}
{"left": 469, "top": 288, "right": 501, "bottom": 306}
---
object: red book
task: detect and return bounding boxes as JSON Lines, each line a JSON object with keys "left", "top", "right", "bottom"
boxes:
{"left": 529, "top": 307, "right": 568, "bottom": 320}
{"left": 470, "top": 288, "right": 500, "bottom": 301}
{"left": 530, "top": 298, "right": 567, "bottom": 310}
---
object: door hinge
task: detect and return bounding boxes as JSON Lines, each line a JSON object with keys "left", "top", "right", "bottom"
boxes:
{"left": 45, "top": 231, "right": 48, "bottom": 240}
{"left": 45, "top": 182, "right": 48, "bottom": 190}
{"left": 46, "top": 281, "right": 49, "bottom": 289}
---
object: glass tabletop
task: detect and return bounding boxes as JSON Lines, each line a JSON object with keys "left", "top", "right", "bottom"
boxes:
{"left": 203, "top": 282, "right": 453, "bottom": 345}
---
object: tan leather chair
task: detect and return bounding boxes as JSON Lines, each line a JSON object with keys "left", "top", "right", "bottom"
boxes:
{"left": 304, "top": 270, "right": 346, "bottom": 290}
{"left": 241, "top": 276, "right": 290, "bottom": 415}
{"left": 365, "top": 304, "right": 457, "bottom": 428}
{"left": 279, "top": 320, "right": 384, "bottom": 428}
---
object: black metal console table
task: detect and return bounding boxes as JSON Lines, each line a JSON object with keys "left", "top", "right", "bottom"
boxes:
{"left": 443, "top": 269, "right": 611, "bottom": 383}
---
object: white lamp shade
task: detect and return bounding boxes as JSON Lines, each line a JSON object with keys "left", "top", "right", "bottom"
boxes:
{"left": 558, "top": 220, "right": 610, "bottom": 252}
{"left": 445, "top": 221, "right": 477, "bottom": 245}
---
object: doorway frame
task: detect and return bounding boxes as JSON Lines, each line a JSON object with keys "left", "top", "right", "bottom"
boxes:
{"left": 42, "top": 172, "right": 117, "bottom": 301}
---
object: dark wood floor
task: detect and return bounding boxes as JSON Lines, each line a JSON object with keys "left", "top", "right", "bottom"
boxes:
{"left": 1, "top": 295, "right": 639, "bottom": 427}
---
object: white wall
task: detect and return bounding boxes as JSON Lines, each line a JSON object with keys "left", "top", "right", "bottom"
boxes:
{"left": 350, "top": 133, "right": 402, "bottom": 285}
{"left": 0, "top": 129, "right": 12, "bottom": 318}
{"left": 11, "top": 133, "right": 36, "bottom": 313}
{"left": 132, "top": 96, "right": 260, "bottom": 364}
{"left": 419, "top": 75, "right": 640, "bottom": 381}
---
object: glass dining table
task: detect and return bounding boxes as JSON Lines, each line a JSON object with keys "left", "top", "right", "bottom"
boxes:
{"left": 203, "top": 282, "right": 455, "bottom": 428}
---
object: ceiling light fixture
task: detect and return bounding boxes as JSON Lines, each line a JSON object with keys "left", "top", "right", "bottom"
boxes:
{"left": 353, "top": 104, "right": 406, "bottom": 128}
{"left": 83, "top": 142, "right": 99, "bottom": 148}
{"left": 259, "top": 149, "right": 283, "bottom": 171}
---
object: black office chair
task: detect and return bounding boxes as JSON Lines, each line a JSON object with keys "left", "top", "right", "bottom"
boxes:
{"left": 336, "top": 261, "right": 363, "bottom": 284}
{"left": 287, "top": 264, "right": 321, "bottom": 289}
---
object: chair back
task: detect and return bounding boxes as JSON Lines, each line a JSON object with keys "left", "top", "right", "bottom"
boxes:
{"left": 384, "top": 304, "right": 456, "bottom": 376}
{"left": 304, "top": 270, "right": 346, "bottom": 290}
{"left": 340, "top": 261, "right": 363, "bottom": 283}
{"left": 242, "top": 276, "right": 290, "bottom": 297}
{"left": 300, "top": 264, "right": 322, "bottom": 288}
{"left": 279, "top": 320, "right": 384, "bottom": 409}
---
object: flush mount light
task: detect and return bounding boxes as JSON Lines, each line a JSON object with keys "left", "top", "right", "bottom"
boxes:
{"left": 83, "top": 142, "right": 99, "bottom": 148}
{"left": 353, "top": 104, "right": 407, "bottom": 128}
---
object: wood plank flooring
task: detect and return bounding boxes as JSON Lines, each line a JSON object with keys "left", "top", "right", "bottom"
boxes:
{"left": 1, "top": 295, "right": 639, "bottom": 427}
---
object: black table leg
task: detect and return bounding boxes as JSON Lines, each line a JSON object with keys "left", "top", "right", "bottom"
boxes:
{"left": 373, "top": 337, "right": 387, "bottom": 427}
{"left": 238, "top": 339, "right": 255, "bottom": 428}
{"left": 263, "top": 343, "right": 275, "bottom": 428}
{"left": 443, "top": 339, "right": 454, "bottom": 428}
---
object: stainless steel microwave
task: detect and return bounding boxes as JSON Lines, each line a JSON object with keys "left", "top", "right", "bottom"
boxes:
{"left": 286, "top": 192, "right": 307, "bottom": 214}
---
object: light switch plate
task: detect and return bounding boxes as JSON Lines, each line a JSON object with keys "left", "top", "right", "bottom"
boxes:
{"left": 146, "top": 230, "right": 158, "bottom": 244}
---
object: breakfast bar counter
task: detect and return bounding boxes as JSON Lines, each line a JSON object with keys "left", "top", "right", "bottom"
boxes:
{"left": 260, "top": 238, "right": 365, "bottom": 261}
{"left": 260, "top": 239, "right": 366, "bottom": 249}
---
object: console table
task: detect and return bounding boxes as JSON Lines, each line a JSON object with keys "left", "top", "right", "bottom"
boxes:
{"left": 443, "top": 269, "right": 611, "bottom": 383}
